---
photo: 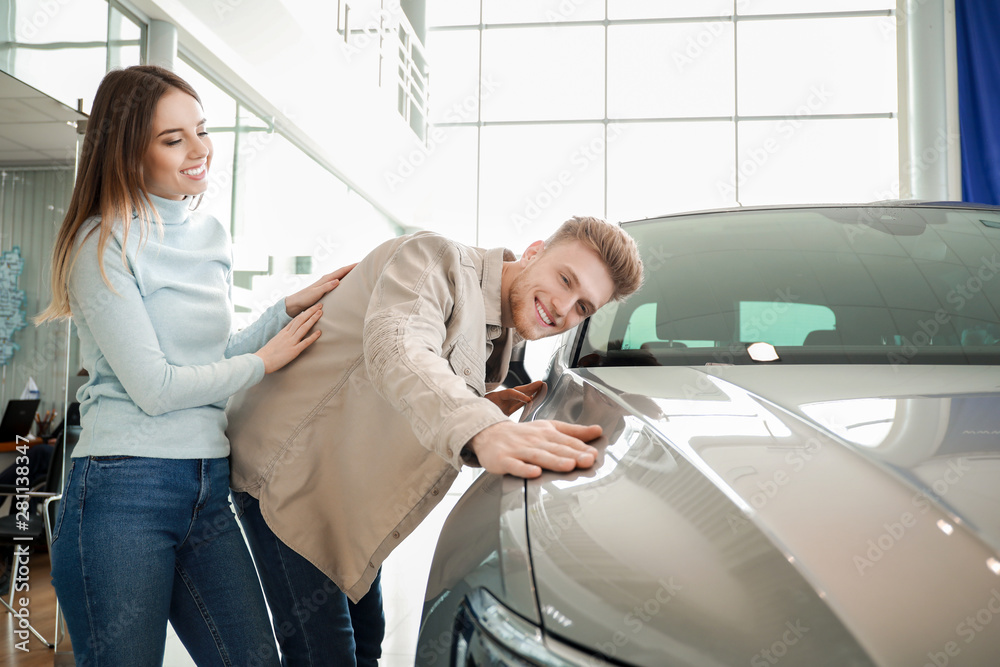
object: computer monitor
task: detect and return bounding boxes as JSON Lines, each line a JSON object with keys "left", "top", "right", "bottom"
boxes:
{"left": 0, "top": 398, "right": 40, "bottom": 442}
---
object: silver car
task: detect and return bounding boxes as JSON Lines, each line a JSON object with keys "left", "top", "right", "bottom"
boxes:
{"left": 415, "top": 203, "right": 1000, "bottom": 667}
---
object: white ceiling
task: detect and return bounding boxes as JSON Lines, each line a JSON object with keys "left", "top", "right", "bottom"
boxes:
{"left": 0, "top": 71, "right": 87, "bottom": 167}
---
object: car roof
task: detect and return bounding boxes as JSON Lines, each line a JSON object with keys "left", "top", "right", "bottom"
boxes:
{"left": 621, "top": 200, "right": 1000, "bottom": 225}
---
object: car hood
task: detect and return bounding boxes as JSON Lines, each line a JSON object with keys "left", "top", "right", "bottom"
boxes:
{"left": 524, "top": 364, "right": 1000, "bottom": 667}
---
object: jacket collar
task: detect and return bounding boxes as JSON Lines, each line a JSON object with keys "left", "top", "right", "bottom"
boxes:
{"left": 477, "top": 246, "right": 520, "bottom": 343}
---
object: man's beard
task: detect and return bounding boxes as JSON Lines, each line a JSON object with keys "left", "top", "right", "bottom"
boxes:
{"left": 508, "top": 272, "right": 543, "bottom": 341}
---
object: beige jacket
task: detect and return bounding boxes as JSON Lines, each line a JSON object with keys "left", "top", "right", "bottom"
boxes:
{"left": 227, "top": 232, "right": 515, "bottom": 602}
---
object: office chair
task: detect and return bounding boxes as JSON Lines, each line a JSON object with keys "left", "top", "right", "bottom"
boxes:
{"left": 0, "top": 425, "right": 76, "bottom": 649}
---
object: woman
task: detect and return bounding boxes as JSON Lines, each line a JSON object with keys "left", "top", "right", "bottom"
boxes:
{"left": 37, "top": 65, "right": 347, "bottom": 666}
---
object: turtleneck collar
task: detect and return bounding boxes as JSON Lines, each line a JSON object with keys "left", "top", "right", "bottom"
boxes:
{"left": 147, "top": 193, "right": 193, "bottom": 225}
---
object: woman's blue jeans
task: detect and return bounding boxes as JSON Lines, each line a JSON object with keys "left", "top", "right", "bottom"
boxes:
{"left": 50, "top": 456, "right": 280, "bottom": 667}
{"left": 231, "top": 490, "right": 384, "bottom": 667}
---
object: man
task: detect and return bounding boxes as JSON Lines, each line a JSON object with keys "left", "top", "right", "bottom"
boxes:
{"left": 226, "top": 216, "right": 643, "bottom": 666}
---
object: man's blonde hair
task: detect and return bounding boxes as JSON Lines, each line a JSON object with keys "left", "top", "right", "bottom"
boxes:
{"left": 546, "top": 216, "right": 643, "bottom": 301}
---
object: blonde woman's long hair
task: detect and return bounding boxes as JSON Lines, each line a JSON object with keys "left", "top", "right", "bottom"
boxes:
{"left": 36, "top": 65, "right": 202, "bottom": 322}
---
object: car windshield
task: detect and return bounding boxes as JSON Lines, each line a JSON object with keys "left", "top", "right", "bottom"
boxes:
{"left": 578, "top": 206, "right": 1000, "bottom": 367}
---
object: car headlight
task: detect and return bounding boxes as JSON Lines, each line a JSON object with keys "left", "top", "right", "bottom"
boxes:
{"left": 453, "top": 588, "right": 610, "bottom": 666}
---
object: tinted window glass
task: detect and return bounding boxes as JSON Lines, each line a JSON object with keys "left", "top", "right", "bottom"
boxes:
{"left": 579, "top": 207, "right": 1000, "bottom": 366}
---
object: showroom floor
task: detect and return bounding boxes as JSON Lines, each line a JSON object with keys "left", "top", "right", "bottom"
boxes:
{"left": 162, "top": 468, "right": 480, "bottom": 667}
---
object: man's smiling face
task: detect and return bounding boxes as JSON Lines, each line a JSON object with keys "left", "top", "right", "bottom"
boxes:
{"left": 507, "top": 239, "right": 615, "bottom": 341}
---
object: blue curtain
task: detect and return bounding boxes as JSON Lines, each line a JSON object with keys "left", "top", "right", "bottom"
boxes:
{"left": 956, "top": 0, "right": 1000, "bottom": 205}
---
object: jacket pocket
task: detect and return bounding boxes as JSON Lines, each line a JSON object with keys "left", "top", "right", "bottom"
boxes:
{"left": 447, "top": 336, "right": 486, "bottom": 397}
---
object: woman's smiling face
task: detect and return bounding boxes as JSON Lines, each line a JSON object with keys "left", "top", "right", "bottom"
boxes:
{"left": 142, "top": 88, "right": 212, "bottom": 200}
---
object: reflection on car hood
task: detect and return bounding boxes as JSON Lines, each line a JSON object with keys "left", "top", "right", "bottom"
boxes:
{"left": 525, "top": 364, "right": 1000, "bottom": 667}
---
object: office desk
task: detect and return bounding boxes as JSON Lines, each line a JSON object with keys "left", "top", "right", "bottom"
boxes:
{"left": 0, "top": 436, "right": 42, "bottom": 453}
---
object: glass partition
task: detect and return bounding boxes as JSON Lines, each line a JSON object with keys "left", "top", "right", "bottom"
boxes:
{"left": 0, "top": 69, "right": 87, "bottom": 478}
{"left": 0, "top": 1, "right": 144, "bottom": 530}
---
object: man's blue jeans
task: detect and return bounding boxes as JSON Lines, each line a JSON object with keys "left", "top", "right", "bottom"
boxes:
{"left": 231, "top": 490, "right": 385, "bottom": 667}
{"left": 50, "top": 456, "right": 279, "bottom": 667}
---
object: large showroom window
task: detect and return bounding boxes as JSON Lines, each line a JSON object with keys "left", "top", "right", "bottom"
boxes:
{"left": 176, "top": 55, "right": 398, "bottom": 325}
{"left": 0, "top": 0, "right": 145, "bottom": 112}
{"left": 424, "top": 0, "right": 899, "bottom": 248}
{"left": 0, "top": 0, "right": 145, "bottom": 407}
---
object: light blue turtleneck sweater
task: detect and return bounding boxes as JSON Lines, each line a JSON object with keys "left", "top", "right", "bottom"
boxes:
{"left": 67, "top": 194, "right": 290, "bottom": 459}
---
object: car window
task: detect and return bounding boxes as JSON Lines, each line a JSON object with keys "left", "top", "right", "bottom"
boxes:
{"left": 579, "top": 207, "right": 1000, "bottom": 366}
